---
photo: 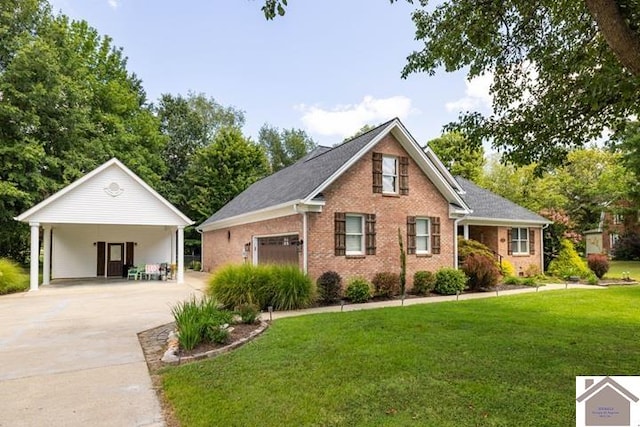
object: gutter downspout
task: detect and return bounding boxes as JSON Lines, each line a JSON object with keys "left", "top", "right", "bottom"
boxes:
{"left": 196, "top": 227, "right": 203, "bottom": 272}
{"left": 541, "top": 223, "right": 549, "bottom": 273}
{"left": 294, "top": 204, "right": 309, "bottom": 273}
{"left": 453, "top": 215, "right": 469, "bottom": 269}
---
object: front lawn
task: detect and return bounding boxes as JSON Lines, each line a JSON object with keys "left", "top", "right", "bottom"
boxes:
{"left": 605, "top": 260, "right": 640, "bottom": 280}
{"left": 162, "top": 286, "right": 640, "bottom": 426}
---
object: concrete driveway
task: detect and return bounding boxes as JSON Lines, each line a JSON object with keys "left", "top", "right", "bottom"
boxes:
{"left": 0, "top": 272, "right": 208, "bottom": 427}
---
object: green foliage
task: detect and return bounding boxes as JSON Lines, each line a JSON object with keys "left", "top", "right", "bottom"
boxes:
{"left": 372, "top": 272, "right": 400, "bottom": 299}
{"left": 344, "top": 278, "right": 372, "bottom": 303}
{"left": 612, "top": 231, "right": 640, "bottom": 261}
{"left": 427, "top": 132, "right": 484, "bottom": 181}
{"left": 548, "top": 239, "right": 591, "bottom": 279}
{"left": 503, "top": 276, "right": 539, "bottom": 287}
{"left": 458, "top": 237, "right": 496, "bottom": 261}
{"left": 500, "top": 259, "right": 516, "bottom": 277}
{"left": 188, "top": 260, "right": 201, "bottom": 271}
{"left": 235, "top": 303, "right": 260, "bottom": 324}
{"left": 462, "top": 253, "right": 500, "bottom": 290}
{"left": 316, "top": 271, "right": 342, "bottom": 304}
{"left": 170, "top": 296, "right": 233, "bottom": 351}
{"left": 587, "top": 274, "right": 599, "bottom": 286}
{"left": 411, "top": 270, "right": 435, "bottom": 295}
{"left": 258, "top": 124, "right": 316, "bottom": 172}
{"left": 587, "top": 254, "right": 610, "bottom": 279}
{"left": 182, "top": 127, "right": 269, "bottom": 224}
{"left": 207, "top": 264, "right": 314, "bottom": 311}
{"left": 434, "top": 268, "right": 467, "bottom": 295}
{"left": 269, "top": 264, "right": 315, "bottom": 311}
{"left": 0, "top": 258, "right": 29, "bottom": 295}
{"left": 206, "top": 326, "right": 230, "bottom": 345}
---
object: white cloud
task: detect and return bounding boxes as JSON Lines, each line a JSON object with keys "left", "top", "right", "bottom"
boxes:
{"left": 445, "top": 73, "right": 493, "bottom": 113}
{"left": 296, "top": 95, "right": 414, "bottom": 138}
{"left": 108, "top": 0, "right": 119, "bottom": 9}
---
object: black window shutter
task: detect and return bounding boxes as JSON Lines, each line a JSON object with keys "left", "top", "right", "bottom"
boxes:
{"left": 430, "top": 216, "right": 441, "bottom": 254}
{"left": 399, "top": 156, "right": 409, "bottom": 195}
{"left": 335, "top": 212, "right": 346, "bottom": 256}
{"left": 529, "top": 229, "right": 535, "bottom": 255}
{"left": 507, "top": 229, "right": 513, "bottom": 255}
{"left": 366, "top": 214, "right": 376, "bottom": 255}
{"left": 372, "top": 152, "right": 382, "bottom": 193}
{"left": 407, "top": 216, "right": 416, "bottom": 255}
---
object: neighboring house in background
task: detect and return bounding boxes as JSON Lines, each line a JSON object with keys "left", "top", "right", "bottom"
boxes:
{"left": 198, "top": 118, "right": 550, "bottom": 288}
{"left": 585, "top": 202, "right": 640, "bottom": 256}
{"left": 15, "top": 158, "right": 193, "bottom": 290}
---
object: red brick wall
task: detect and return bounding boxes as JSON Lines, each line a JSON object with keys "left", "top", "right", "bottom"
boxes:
{"left": 306, "top": 134, "right": 455, "bottom": 288}
{"left": 202, "top": 215, "right": 303, "bottom": 272}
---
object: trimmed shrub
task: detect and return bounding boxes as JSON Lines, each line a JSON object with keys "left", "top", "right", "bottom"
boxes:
{"left": 434, "top": 268, "right": 467, "bottom": 295}
{"left": 0, "top": 258, "right": 29, "bottom": 295}
{"left": 499, "top": 259, "right": 516, "bottom": 277}
{"left": 462, "top": 253, "right": 500, "bottom": 290}
{"left": 269, "top": 264, "right": 316, "bottom": 311}
{"left": 316, "top": 271, "right": 342, "bottom": 304}
{"left": 612, "top": 231, "right": 640, "bottom": 261}
{"left": 372, "top": 272, "right": 400, "bottom": 298}
{"left": 548, "top": 239, "right": 590, "bottom": 279}
{"left": 412, "top": 270, "right": 436, "bottom": 295}
{"left": 587, "top": 254, "right": 610, "bottom": 279}
{"left": 345, "top": 278, "right": 372, "bottom": 303}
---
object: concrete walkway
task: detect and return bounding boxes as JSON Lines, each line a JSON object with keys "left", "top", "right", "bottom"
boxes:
{"left": 0, "top": 274, "right": 606, "bottom": 427}
{"left": 0, "top": 272, "right": 208, "bottom": 427}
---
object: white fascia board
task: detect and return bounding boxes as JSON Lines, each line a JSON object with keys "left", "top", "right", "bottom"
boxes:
{"left": 198, "top": 200, "right": 318, "bottom": 232}
{"left": 459, "top": 216, "right": 551, "bottom": 227}
{"left": 423, "top": 145, "right": 464, "bottom": 193}
{"left": 15, "top": 158, "right": 194, "bottom": 226}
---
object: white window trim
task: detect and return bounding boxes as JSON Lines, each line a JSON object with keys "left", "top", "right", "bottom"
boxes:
{"left": 512, "top": 227, "right": 530, "bottom": 255}
{"left": 415, "top": 217, "right": 431, "bottom": 254}
{"left": 345, "top": 214, "right": 365, "bottom": 255}
{"left": 382, "top": 155, "right": 398, "bottom": 194}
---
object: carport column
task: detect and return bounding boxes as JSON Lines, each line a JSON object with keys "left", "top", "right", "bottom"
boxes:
{"left": 177, "top": 226, "right": 184, "bottom": 284}
{"left": 29, "top": 222, "right": 40, "bottom": 291}
{"left": 42, "top": 225, "right": 51, "bottom": 285}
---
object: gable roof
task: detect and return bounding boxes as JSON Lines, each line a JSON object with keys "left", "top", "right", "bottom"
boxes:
{"left": 455, "top": 176, "right": 551, "bottom": 225}
{"left": 199, "top": 118, "right": 471, "bottom": 230}
{"left": 576, "top": 376, "right": 639, "bottom": 403}
{"left": 15, "top": 158, "right": 193, "bottom": 226}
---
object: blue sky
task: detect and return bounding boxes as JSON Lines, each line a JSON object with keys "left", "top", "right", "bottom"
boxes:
{"left": 49, "top": 0, "right": 492, "bottom": 147}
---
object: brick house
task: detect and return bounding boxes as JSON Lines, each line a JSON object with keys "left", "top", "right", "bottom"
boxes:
{"left": 585, "top": 202, "right": 640, "bottom": 256}
{"left": 198, "top": 118, "right": 550, "bottom": 287}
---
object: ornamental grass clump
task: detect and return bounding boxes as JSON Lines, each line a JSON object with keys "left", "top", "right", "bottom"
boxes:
{"left": 269, "top": 264, "right": 315, "bottom": 311}
{"left": 171, "top": 296, "right": 233, "bottom": 351}
{"left": 0, "top": 258, "right": 29, "bottom": 295}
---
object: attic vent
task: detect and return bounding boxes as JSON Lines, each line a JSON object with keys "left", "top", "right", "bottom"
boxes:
{"left": 104, "top": 182, "right": 124, "bottom": 197}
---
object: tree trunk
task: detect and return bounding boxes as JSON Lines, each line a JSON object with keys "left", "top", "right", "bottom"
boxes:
{"left": 585, "top": 0, "right": 640, "bottom": 76}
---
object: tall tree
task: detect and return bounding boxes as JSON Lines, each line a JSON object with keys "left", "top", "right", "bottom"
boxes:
{"left": 261, "top": 1, "right": 640, "bottom": 168}
{"left": 182, "top": 127, "right": 269, "bottom": 223}
{"left": 258, "top": 124, "right": 316, "bottom": 172}
{"left": 156, "top": 92, "right": 245, "bottom": 207}
{"left": 426, "top": 132, "right": 484, "bottom": 181}
{"left": 0, "top": 3, "right": 166, "bottom": 262}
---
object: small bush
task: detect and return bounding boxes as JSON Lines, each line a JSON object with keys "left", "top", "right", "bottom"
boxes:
{"left": 548, "top": 239, "right": 591, "bottom": 279}
{"left": 412, "top": 271, "right": 436, "bottom": 295}
{"left": 524, "top": 264, "right": 541, "bottom": 278}
{"left": 499, "top": 259, "right": 516, "bottom": 277}
{"left": 206, "top": 325, "right": 230, "bottom": 344}
{"left": 171, "top": 296, "right": 234, "bottom": 350}
{"left": 462, "top": 253, "right": 501, "bottom": 290}
{"left": 502, "top": 276, "right": 539, "bottom": 287}
{"left": 502, "top": 276, "right": 520, "bottom": 285}
{"left": 0, "top": 258, "right": 29, "bottom": 295}
{"left": 434, "top": 268, "right": 467, "bottom": 295}
{"left": 458, "top": 237, "right": 495, "bottom": 260}
{"left": 587, "top": 254, "right": 609, "bottom": 279}
{"left": 235, "top": 303, "right": 260, "bottom": 324}
{"left": 587, "top": 273, "right": 599, "bottom": 286}
{"left": 372, "top": 272, "right": 400, "bottom": 298}
{"left": 316, "top": 271, "right": 342, "bottom": 304}
{"left": 188, "top": 260, "right": 202, "bottom": 271}
{"left": 345, "top": 278, "right": 372, "bottom": 303}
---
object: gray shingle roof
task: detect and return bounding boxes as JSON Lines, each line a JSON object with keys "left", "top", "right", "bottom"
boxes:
{"left": 455, "top": 176, "right": 550, "bottom": 224}
{"left": 199, "top": 119, "right": 395, "bottom": 228}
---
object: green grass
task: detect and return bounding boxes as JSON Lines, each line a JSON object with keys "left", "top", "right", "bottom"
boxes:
{"left": 605, "top": 260, "right": 640, "bottom": 280}
{"left": 162, "top": 286, "right": 640, "bottom": 426}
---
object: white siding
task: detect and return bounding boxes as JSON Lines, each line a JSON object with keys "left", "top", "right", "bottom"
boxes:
{"left": 52, "top": 224, "right": 174, "bottom": 279}
{"left": 28, "top": 165, "right": 186, "bottom": 225}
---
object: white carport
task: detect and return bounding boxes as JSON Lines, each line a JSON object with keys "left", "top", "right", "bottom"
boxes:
{"left": 15, "top": 158, "right": 194, "bottom": 290}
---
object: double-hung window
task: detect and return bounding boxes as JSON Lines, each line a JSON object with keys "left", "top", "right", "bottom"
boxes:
{"left": 382, "top": 155, "right": 398, "bottom": 194}
{"left": 511, "top": 227, "right": 529, "bottom": 255}
{"left": 345, "top": 214, "right": 364, "bottom": 255}
{"left": 415, "top": 217, "right": 431, "bottom": 254}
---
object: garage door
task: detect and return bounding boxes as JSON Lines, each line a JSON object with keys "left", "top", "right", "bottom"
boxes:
{"left": 257, "top": 235, "right": 299, "bottom": 265}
